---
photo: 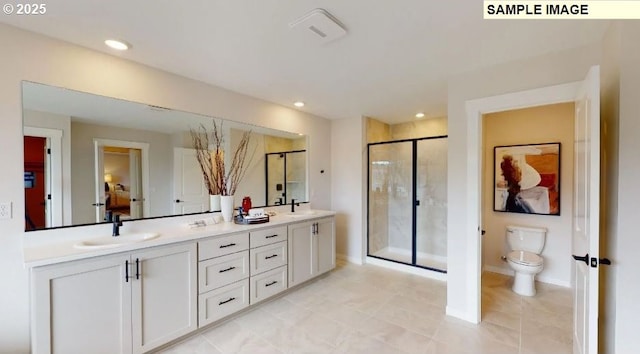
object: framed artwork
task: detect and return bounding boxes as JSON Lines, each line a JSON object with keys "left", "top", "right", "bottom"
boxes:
{"left": 494, "top": 142, "right": 561, "bottom": 215}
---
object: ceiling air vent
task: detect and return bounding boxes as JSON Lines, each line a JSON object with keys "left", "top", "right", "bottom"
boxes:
{"left": 289, "top": 8, "right": 347, "bottom": 44}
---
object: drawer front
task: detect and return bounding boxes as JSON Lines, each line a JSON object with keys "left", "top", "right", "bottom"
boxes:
{"left": 199, "top": 233, "right": 249, "bottom": 260}
{"left": 250, "top": 265, "right": 288, "bottom": 304}
{"left": 198, "top": 279, "right": 249, "bottom": 328}
{"left": 199, "top": 251, "right": 249, "bottom": 293}
{"left": 250, "top": 241, "right": 287, "bottom": 276}
{"left": 250, "top": 226, "right": 287, "bottom": 248}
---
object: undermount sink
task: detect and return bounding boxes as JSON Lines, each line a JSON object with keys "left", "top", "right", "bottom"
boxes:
{"left": 285, "top": 210, "right": 317, "bottom": 218}
{"left": 73, "top": 232, "right": 160, "bottom": 250}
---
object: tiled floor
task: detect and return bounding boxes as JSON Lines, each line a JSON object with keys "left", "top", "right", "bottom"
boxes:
{"left": 160, "top": 261, "right": 572, "bottom": 354}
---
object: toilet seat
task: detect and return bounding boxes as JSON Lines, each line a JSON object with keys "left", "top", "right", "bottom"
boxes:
{"left": 507, "top": 250, "right": 543, "bottom": 266}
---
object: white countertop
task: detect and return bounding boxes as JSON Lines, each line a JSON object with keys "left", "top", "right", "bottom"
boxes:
{"left": 24, "top": 209, "right": 335, "bottom": 268}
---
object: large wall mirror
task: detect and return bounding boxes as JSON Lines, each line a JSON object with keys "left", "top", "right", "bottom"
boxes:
{"left": 22, "top": 81, "right": 308, "bottom": 231}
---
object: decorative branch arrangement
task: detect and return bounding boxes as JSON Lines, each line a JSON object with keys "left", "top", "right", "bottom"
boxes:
{"left": 190, "top": 119, "right": 253, "bottom": 196}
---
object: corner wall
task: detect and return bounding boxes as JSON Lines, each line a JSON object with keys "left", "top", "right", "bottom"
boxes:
{"left": 482, "top": 103, "right": 574, "bottom": 287}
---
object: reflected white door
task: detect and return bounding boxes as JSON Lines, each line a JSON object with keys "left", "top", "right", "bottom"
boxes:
{"left": 572, "top": 65, "right": 601, "bottom": 354}
{"left": 94, "top": 145, "right": 107, "bottom": 222}
{"left": 129, "top": 149, "right": 143, "bottom": 219}
{"left": 172, "top": 148, "right": 209, "bottom": 214}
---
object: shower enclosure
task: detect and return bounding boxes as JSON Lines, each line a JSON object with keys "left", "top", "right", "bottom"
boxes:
{"left": 367, "top": 136, "right": 448, "bottom": 272}
{"left": 265, "top": 150, "right": 307, "bottom": 206}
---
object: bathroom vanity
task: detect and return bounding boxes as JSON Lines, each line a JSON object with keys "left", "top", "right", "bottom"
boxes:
{"left": 25, "top": 211, "right": 335, "bottom": 354}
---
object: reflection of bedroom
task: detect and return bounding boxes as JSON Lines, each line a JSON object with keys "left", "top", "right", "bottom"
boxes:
{"left": 104, "top": 146, "right": 136, "bottom": 218}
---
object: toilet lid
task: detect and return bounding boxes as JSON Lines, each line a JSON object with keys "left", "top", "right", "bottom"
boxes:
{"left": 507, "top": 250, "right": 543, "bottom": 266}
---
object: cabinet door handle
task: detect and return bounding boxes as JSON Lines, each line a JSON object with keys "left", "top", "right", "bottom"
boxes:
{"left": 220, "top": 243, "right": 236, "bottom": 248}
{"left": 265, "top": 234, "right": 278, "bottom": 239}
{"left": 125, "top": 260, "right": 129, "bottom": 282}
{"left": 265, "top": 281, "right": 278, "bottom": 287}
{"left": 265, "top": 254, "right": 278, "bottom": 260}
{"left": 219, "top": 297, "right": 236, "bottom": 306}
{"left": 219, "top": 266, "right": 236, "bottom": 273}
{"left": 135, "top": 258, "right": 140, "bottom": 279}
{"left": 316, "top": 223, "right": 319, "bottom": 234}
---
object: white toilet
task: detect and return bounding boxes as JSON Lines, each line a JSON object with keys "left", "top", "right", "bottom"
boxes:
{"left": 505, "top": 225, "right": 547, "bottom": 296}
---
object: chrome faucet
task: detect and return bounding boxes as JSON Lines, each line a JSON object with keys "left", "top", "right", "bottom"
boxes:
{"left": 112, "top": 214, "right": 123, "bottom": 237}
{"left": 290, "top": 198, "right": 300, "bottom": 213}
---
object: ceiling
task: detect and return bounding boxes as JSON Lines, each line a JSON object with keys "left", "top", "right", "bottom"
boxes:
{"left": 1, "top": 1, "right": 610, "bottom": 124}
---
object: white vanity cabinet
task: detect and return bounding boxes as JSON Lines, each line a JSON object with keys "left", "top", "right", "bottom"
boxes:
{"left": 287, "top": 217, "right": 336, "bottom": 287}
{"left": 197, "top": 232, "right": 250, "bottom": 327}
{"left": 249, "top": 226, "right": 288, "bottom": 304}
{"left": 31, "top": 242, "right": 197, "bottom": 354}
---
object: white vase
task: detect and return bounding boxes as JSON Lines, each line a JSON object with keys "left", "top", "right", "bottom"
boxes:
{"left": 220, "top": 195, "right": 234, "bottom": 222}
{"left": 209, "top": 194, "right": 221, "bottom": 212}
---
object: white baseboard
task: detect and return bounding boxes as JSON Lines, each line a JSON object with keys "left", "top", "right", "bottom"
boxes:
{"left": 445, "top": 306, "right": 479, "bottom": 324}
{"left": 337, "top": 253, "right": 363, "bottom": 265}
{"left": 365, "top": 256, "right": 447, "bottom": 281}
{"left": 483, "top": 265, "right": 571, "bottom": 288}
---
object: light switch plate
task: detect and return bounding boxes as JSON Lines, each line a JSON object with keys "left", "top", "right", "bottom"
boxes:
{"left": 0, "top": 202, "right": 12, "bottom": 219}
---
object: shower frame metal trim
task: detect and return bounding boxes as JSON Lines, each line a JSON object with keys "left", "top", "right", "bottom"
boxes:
{"left": 366, "top": 135, "right": 448, "bottom": 273}
{"left": 265, "top": 149, "right": 306, "bottom": 206}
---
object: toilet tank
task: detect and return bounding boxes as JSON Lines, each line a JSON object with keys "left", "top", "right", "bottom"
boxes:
{"left": 506, "top": 225, "right": 547, "bottom": 254}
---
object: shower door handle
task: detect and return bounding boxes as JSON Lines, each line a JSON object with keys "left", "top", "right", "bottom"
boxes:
{"left": 415, "top": 200, "right": 420, "bottom": 206}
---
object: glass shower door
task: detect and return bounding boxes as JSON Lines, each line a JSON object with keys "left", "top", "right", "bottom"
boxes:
{"left": 286, "top": 151, "right": 306, "bottom": 202}
{"left": 415, "top": 138, "right": 448, "bottom": 270}
{"left": 368, "top": 141, "right": 414, "bottom": 264}
{"left": 266, "top": 153, "right": 285, "bottom": 205}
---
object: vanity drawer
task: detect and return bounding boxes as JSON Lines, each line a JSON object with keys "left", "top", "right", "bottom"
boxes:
{"left": 199, "top": 233, "right": 249, "bottom": 260}
{"left": 250, "top": 265, "right": 288, "bottom": 304}
{"left": 250, "top": 226, "right": 288, "bottom": 248}
{"left": 198, "top": 279, "right": 249, "bottom": 327}
{"left": 250, "top": 241, "right": 287, "bottom": 276}
{"left": 199, "top": 251, "right": 249, "bottom": 293}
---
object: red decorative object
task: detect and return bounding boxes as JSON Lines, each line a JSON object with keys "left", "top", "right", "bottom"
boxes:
{"left": 242, "top": 196, "right": 252, "bottom": 214}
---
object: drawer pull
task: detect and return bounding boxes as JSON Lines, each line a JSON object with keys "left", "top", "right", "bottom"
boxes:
{"left": 219, "top": 266, "right": 236, "bottom": 273}
{"left": 265, "top": 254, "right": 278, "bottom": 260}
{"left": 265, "top": 234, "right": 279, "bottom": 239}
{"left": 265, "top": 281, "right": 278, "bottom": 287}
{"left": 219, "top": 297, "right": 236, "bottom": 306}
{"left": 219, "top": 243, "right": 236, "bottom": 248}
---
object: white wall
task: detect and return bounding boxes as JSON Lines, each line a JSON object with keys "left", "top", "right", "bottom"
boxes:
{"left": 447, "top": 43, "right": 601, "bottom": 321}
{"left": 0, "top": 23, "right": 332, "bottom": 352}
{"left": 482, "top": 103, "right": 574, "bottom": 287}
{"left": 611, "top": 21, "right": 640, "bottom": 354}
{"left": 331, "top": 117, "right": 365, "bottom": 264}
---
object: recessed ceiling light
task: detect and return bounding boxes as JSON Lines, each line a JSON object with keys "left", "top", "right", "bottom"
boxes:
{"left": 415, "top": 112, "right": 425, "bottom": 118}
{"left": 294, "top": 101, "right": 305, "bottom": 108}
{"left": 104, "top": 39, "right": 131, "bottom": 51}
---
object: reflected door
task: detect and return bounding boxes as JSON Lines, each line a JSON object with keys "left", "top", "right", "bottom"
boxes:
{"left": 129, "top": 149, "right": 143, "bottom": 219}
{"left": 24, "top": 136, "right": 47, "bottom": 230}
{"left": 172, "top": 148, "right": 209, "bottom": 214}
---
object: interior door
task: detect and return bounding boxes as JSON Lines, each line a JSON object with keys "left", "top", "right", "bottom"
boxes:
{"left": 572, "top": 65, "right": 601, "bottom": 354}
{"left": 172, "top": 148, "right": 209, "bottom": 214}
{"left": 129, "top": 149, "right": 143, "bottom": 218}
{"left": 94, "top": 144, "right": 107, "bottom": 222}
